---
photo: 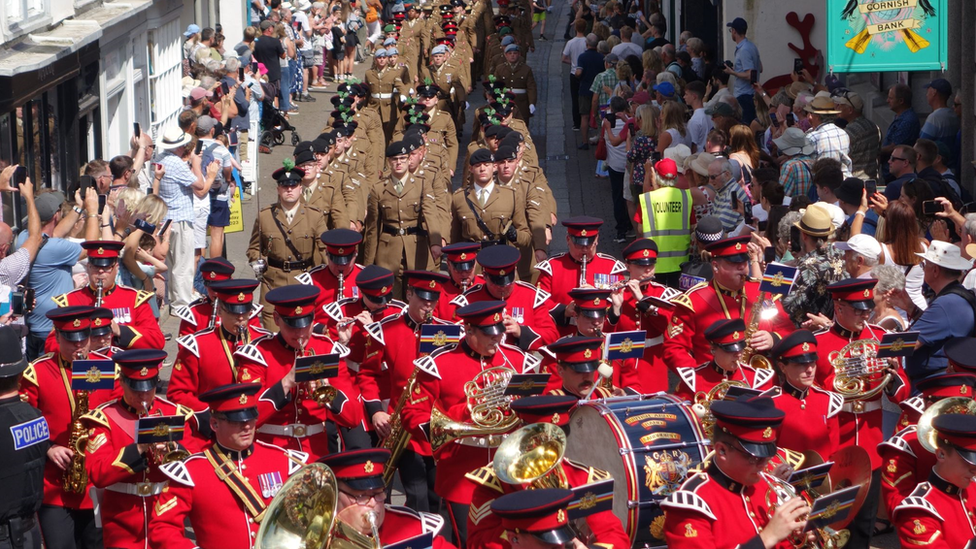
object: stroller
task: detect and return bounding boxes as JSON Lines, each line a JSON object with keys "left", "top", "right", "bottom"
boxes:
{"left": 259, "top": 97, "right": 301, "bottom": 153}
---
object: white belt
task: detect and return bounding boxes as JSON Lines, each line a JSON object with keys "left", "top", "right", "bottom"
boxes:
{"left": 646, "top": 335, "right": 664, "bottom": 347}
{"left": 841, "top": 400, "right": 882, "bottom": 414}
{"left": 105, "top": 481, "right": 167, "bottom": 497}
{"left": 372, "top": 93, "right": 393, "bottom": 99}
{"left": 258, "top": 423, "right": 325, "bottom": 438}
{"left": 511, "top": 88, "right": 528, "bottom": 94}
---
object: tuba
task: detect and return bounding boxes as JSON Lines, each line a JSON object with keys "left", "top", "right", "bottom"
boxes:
{"left": 917, "top": 397, "right": 976, "bottom": 453}
{"left": 255, "top": 463, "right": 379, "bottom": 549}
{"left": 738, "top": 290, "right": 773, "bottom": 370}
{"left": 828, "top": 339, "right": 891, "bottom": 404}
{"left": 429, "top": 366, "right": 520, "bottom": 452}
{"left": 493, "top": 423, "right": 568, "bottom": 489}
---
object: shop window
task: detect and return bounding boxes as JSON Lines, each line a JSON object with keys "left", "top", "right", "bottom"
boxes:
{"left": 5, "top": 0, "right": 45, "bottom": 26}
{"left": 147, "top": 19, "right": 183, "bottom": 134}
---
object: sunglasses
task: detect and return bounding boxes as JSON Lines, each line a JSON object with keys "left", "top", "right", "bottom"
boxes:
{"left": 889, "top": 156, "right": 907, "bottom": 162}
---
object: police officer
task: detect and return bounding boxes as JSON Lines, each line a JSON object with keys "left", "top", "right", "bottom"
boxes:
{"left": 673, "top": 319, "right": 775, "bottom": 403}
{"left": 247, "top": 165, "right": 328, "bottom": 330}
{"left": 677, "top": 215, "right": 725, "bottom": 291}
{"left": 450, "top": 149, "right": 530, "bottom": 248}
{"left": 0, "top": 326, "right": 48, "bottom": 549}
{"left": 635, "top": 159, "right": 694, "bottom": 288}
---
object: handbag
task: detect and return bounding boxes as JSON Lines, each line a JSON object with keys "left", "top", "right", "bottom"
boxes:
{"left": 594, "top": 124, "right": 607, "bottom": 161}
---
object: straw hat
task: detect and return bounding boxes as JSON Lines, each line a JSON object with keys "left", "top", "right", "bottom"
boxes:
{"left": 803, "top": 95, "right": 840, "bottom": 115}
{"left": 794, "top": 203, "right": 835, "bottom": 237}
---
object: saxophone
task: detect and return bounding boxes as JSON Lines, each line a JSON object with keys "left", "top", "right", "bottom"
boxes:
{"left": 738, "top": 290, "right": 772, "bottom": 369}
{"left": 381, "top": 310, "right": 432, "bottom": 485}
{"left": 94, "top": 279, "right": 104, "bottom": 308}
{"left": 64, "top": 352, "right": 91, "bottom": 494}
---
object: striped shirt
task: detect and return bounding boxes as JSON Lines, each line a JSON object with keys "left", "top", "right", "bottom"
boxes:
{"left": 0, "top": 247, "right": 30, "bottom": 288}
{"left": 158, "top": 151, "right": 198, "bottom": 223}
{"left": 713, "top": 178, "right": 750, "bottom": 232}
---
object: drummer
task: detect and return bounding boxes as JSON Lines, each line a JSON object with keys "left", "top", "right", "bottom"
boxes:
{"left": 892, "top": 413, "right": 976, "bottom": 548}
{"left": 767, "top": 330, "right": 842, "bottom": 461}
{"left": 661, "top": 396, "right": 812, "bottom": 548}
{"left": 465, "top": 395, "right": 631, "bottom": 549}
{"left": 542, "top": 335, "right": 625, "bottom": 400}
{"left": 674, "top": 318, "right": 775, "bottom": 403}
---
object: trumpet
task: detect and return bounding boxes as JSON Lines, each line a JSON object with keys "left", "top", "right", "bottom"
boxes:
{"left": 94, "top": 279, "right": 104, "bottom": 308}
{"left": 140, "top": 401, "right": 190, "bottom": 465}
{"left": 295, "top": 338, "right": 338, "bottom": 406}
{"left": 365, "top": 511, "right": 381, "bottom": 549}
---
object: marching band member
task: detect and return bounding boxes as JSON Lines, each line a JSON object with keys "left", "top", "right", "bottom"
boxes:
{"left": 235, "top": 285, "right": 367, "bottom": 458}
{"left": 455, "top": 246, "right": 559, "bottom": 352}
{"left": 945, "top": 337, "right": 976, "bottom": 376}
{"left": 359, "top": 270, "right": 451, "bottom": 512}
{"left": 466, "top": 395, "right": 631, "bottom": 549}
{"left": 661, "top": 396, "right": 812, "bottom": 548}
{"left": 433, "top": 242, "right": 484, "bottom": 322}
{"left": 49, "top": 241, "right": 164, "bottom": 351}
{"left": 536, "top": 216, "right": 626, "bottom": 337}
{"left": 489, "top": 489, "right": 583, "bottom": 549}
{"left": 879, "top": 373, "right": 976, "bottom": 515}
{"left": 82, "top": 349, "right": 207, "bottom": 549}
{"left": 543, "top": 289, "right": 640, "bottom": 393}
{"left": 813, "top": 278, "right": 909, "bottom": 547}
{"left": 664, "top": 235, "right": 794, "bottom": 374}
{"left": 767, "top": 330, "right": 842, "bottom": 461}
{"left": 149, "top": 384, "right": 308, "bottom": 549}
{"left": 892, "top": 414, "right": 976, "bottom": 548}
{"left": 674, "top": 318, "right": 775, "bottom": 403}
{"left": 607, "top": 238, "right": 674, "bottom": 393}
{"left": 89, "top": 307, "right": 123, "bottom": 358}
{"left": 543, "top": 335, "right": 620, "bottom": 399}
{"left": 173, "top": 258, "right": 234, "bottom": 336}
{"left": 301, "top": 228, "right": 365, "bottom": 326}
{"left": 318, "top": 449, "right": 457, "bottom": 549}
{"left": 168, "top": 279, "right": 268, "bottom": 413}
{"left": 401, "top": 300, "right": 538, "bottom": 546}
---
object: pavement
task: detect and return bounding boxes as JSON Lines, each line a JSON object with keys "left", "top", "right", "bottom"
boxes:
{"left": 153, "top": 4, "right": 900, "bottom": 546}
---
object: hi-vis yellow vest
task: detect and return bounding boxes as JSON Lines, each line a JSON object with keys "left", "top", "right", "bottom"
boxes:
{"left": 638, "top": 187, "right": 691, "bottom": 273}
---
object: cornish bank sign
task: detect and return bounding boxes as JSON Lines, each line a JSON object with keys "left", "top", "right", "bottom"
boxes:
{"left": 826, "top": 0, "right": 948, "bottom": 72}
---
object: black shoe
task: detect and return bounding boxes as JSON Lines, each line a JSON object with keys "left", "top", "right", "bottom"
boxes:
{"left": 539, "top": 34, "right": 547, "bottom": 41}
{"left": 577, "top": 143, "right": 589, "bottom": 150}
{"left": 302, "top": 94, "right": 316, "bottom": 102}
{"left": 613, "top": 235, "right": 628, "bottom": 243}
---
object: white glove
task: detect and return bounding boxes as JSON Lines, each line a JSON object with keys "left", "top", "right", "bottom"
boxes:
{"left": 465, "top": 101, "right": 470, "bottom": 109}
{"left": 529, "top": 104, "right": 536, "bottom": 114}
{"left": 546, "top": 6, "right": 552, "bottom": 12}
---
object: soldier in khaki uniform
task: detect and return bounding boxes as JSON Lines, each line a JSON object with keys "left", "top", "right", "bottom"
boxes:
{"left": 483, "top": 25, "right": 510, "bottom": 80}
{"left": 412, "top": 82, "right": 459, "bottom": 172}
{"left": 336, "top": 83, "right": 386, "bottom": 176}
{"left": 295, "top": 142, "right": 349, "bottom": 230}
{"left": 398, "top": 4, "right": 425, "bottom": 78}
{"left": 364, "top": 49, "right": 410, "bottom": 141}
{"left": 423, "top": 44, "right": 468, "bottom": 131}
{"left": 450, "top": 148, "right": 531, "bottom": 248}
{"left": 247, "top": 166, "right": 328, "bottom": 329}
{"left": 404, "top": 131, "right": 454, "bottom": 216}
{"left": 493, "top": 144, "right": 550, "bottom": 279}
{"left": 330, "top": 118, "right": 375, "bottom": 228}
{"left": 491, "top": 44, "right": 537, "bottom": 122}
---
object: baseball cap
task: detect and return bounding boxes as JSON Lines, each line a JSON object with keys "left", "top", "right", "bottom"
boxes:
{"left": 706, "top": 102, "right": 735, "bottom": 117}
{"left": 925, "top": 78, "right": 952, "bottom": 98}
{"left": 726, "top": 17, "right": 747, "bottom": 34}
{"left": 834, "top": 234, "right": 882, "bottom": 261}
{"left": 189, "top": 87, "right": 213, "bottom": 102}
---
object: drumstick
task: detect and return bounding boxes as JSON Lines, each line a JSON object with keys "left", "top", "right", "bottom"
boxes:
{"left": 582, "top": 362, "right": 614, "bottom": 401}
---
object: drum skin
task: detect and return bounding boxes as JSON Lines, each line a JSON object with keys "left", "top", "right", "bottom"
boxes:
{"left": 565, "top": 394, "right": 709, "bottom": 547}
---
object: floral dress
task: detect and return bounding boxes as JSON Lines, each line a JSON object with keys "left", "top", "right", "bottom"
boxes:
{"left": 626, "top": 132, "right": 657, "bottom": 190}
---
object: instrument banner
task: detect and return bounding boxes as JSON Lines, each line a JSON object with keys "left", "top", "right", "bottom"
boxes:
{"left": 758, "top": 263, "right": 796, "bottom": 296}
{"left": 642, "top": 295, "right": 675, "bottom": 310}
{"left": 135, "top": 415, "right": 186, "bottom": 444}
{"left": 876, "top": 331, "right": 920, "bottom": 358}
{"left": 419, "top": 324, "right": 463, "bottom": 354}
{"left": 384, "top": 531, "right": 433, "bottom": 549}
{"left": 504, "top": 373, "right": 550, "bottom": 397}
{"left": 294, "top": 354, "right": 340, "bottom": 382}
{"left": 568, "top": 478, "right": 615, "bottom": 520}
{"left": 787, "top": 461, "right": 833, "bottom": 490}
{"left": 70, "top": 360, "right": 116, "bottom": 390}
{"left": 724, "top": 385, "right": 765, "bottom": 400}
{"left": 605, "top": 331, "right": 646, "bottom": 360}
{"left": 804, "top": 484, "right": 860, "bottom": 531}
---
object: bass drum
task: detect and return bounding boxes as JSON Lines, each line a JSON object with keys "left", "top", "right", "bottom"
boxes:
{"left": 565, "top": 394, "right": 708, "bottom": 547}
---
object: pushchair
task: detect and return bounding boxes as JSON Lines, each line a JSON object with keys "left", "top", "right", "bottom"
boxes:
{"left": 259, "top": 97, "right": 301, "bottom": 153}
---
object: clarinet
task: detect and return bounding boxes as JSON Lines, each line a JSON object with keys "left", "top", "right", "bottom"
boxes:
{"left": 94, "top": 280, "right": 104, "bottom": 307}
{"left": 579, "top": 254, "right": 588, "bottom": 287}
{"left": 338, "top": 271, "right": 345, "bottom": 298}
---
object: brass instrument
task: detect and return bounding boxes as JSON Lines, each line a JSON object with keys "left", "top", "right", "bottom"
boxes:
{"left": 917, "top": 397, "right": 976, "bottom": 453}
{"left": 94, "top": 279, "right": 104, "bottom": 308}
{"left": 142, "top": 401, "right": 191, "bottom": 465}
{"left": 299, "top": 338, "right": 338, "bottom": 406}
{"left": 738, "top": 290, "right": 772, "bottom": 369}
{"left": 493, "top": 423, "right": 568, "bottom": 489}
{"left": 64, "top": 350, "right": 91, "bottom": 494}
{"left": 828, "top": 339, "right": 891, "bottom": 403}
{"left": 760, "top": 472, "right": 850, "bottom": 549}
{"left": 691, "top": 380, "right": 748, "bottom": 438}
{"left": 429, "top": 366, "right": 520, "bottom": 452}
{"left": 255, "top": 463, "right": 378, "bottom": 549}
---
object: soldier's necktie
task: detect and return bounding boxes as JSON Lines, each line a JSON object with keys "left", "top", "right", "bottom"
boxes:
{"left": 393, "top": 179, "right": 404, "bottom": 196}
{"left": 478, "top": 188, "right": 488, "bottom": 207}
{"left": 302, "top": 186, "right": 313, "bottom": 202}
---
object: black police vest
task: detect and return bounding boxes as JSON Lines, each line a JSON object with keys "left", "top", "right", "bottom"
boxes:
{"left": 0, "top": 397, "right": 49, "bottom": 520}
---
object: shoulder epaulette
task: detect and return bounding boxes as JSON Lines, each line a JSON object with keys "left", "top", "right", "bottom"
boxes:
{"left": 414, "top": 354, "right": 441, "bottom": 379}
{"left": 827, "top": 391, "right": 844, "bottom": 418}
{"left": 51, "top": 293, "right": 70, "bottom": 308}
{"left": 523, "top": 351, "right": 540, "bottom": 373}
{"left": 671, "top": 292, "right": 695, "bottom": 312}
{"left": 363, "top": 321, "right": 385, "bottom": 346}
{"left": 176, "top": 334, "right": 200, "bottom": 358}
{"left": 235, "top": 343, "right": 266, "bottom": 367}
{"left": 677, "top": 367, "right": 697, "bottom": 391}
{"left": 753, "top": 367, "right": 775, "bottom": 388}
{"left": 135, "top": 290, "right": 155, "bottom": 308}
{"left": 450, "top": 292, "right": 470, "bottom": 308}
{"left": 160, "top": 458, "right": 196, "bottom": 487}
{"left": 464, "top": 465, "right": 503, "bottom": 493}
{"left": 172, "top": 305, "right": 197, "bottom": 325}
{"left": 531, "top": 285, "right": 550, "bottom": 308}
{"left": 662, "top": 486, "right": 716, "bottom": 519}
{"left": 901, "top": 395, "right": 925, "bottom": 417}
{"left": 80, "top": 407, "right": 111, "bottom": 428}
{"left": 879, "top": 428, "right": 917, "bottom": 458}
{"left": 323, "top": 302, "right": 344, "bottom": 323}
{"left": 894, "top": 485, "right": 942, "bottom": 521}
{"left": 294, "top": 272, "right": 314, "bottom": 286}
{"left": 284, "top": 449, "right": 309, "bottom": 474}
{"left": 534, "top": 258, "right": 552, "bottom": 275}
{"left": 22, "top": 363, "right": 38, "bottom": 386}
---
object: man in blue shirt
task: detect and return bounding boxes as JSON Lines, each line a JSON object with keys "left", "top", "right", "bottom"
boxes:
{"left": 895, "top": 241, "right": 976, "bottom": 385}
{"left": 835, "top": 177, "right": 878, "bottom": 237}
{"left": 575, "top": 33, "right": 606, "bottom": 148}
{"left": 723, "top": 17, "right": 761, "bottom": 125}
{"left": 883, "top": 144, "right": 917, "bottom": 201}
{"left": 919, "top": 78, "right": 959, "bottom": 153}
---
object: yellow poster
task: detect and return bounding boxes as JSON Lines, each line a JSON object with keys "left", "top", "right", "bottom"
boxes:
{"left": 226, "top": 187, "right": 244, "bottom": 234}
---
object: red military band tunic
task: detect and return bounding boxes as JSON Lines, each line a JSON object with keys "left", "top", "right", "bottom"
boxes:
{"left": 81, "top": 397, "right": 207, "bottom": 549}
{"left": 535, "top": 252, "right": 627, "bottom": 337}
{"left": 455, "top": 282, "right": 559, "bottom": 352}
{"left": 168, "top": 325, "right": 270, "bottom": 412}
{"left": 296, "top": 263, "right": 364, "bottom": 326}
{"left": 674, "top": 362, "right": 776, "bottom": 404}
{"left": 813, "top": 323, "right": 910, "bottom": 469}
{"left": 607, "top": 282, "right": 676, "bottom": 393}
{"left": 235, "top": 333, "right": 363, "bottom": 459}
{"left": 400, "top": 340, "right": 539, "bottom": 504}
{"left": 434, "top": 275, "right": 485, "bottom": 323}
{"left": 379, "top": 505, "right": 458, "bottom": 549}
{"left": 769, "top": 382, "right": 842, "bottom": 461}
{"left": 150, "top": 442, "right": 308, "bottom": 549}
{"left": 465, "top": 458, "right": 631, "bottom": 549}
{"left": 664, "top": 280, "right": 794, "bottom": 373}
{"left": 173, "top": 297, "right": 263, "bottom": 337}
{"left": 879, "top": 425, "right": 938, "bottom": 514}
{"left": 49, "top": 285, "right": 164, "bottom": 350}
{"left": 661, "top": 464, "right": 792, "bottom": 549}
{"left": 892, "top": 475, "right": 976, "bottom": 549}
{"left": 20, "top": 353, "right": 119, "bottom": 509}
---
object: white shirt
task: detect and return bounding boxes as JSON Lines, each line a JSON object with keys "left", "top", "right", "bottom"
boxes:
{"left": 610, "top": 41, "right": 642, "bottom": 60}
{"left": 704, "top": 87, "right": 734, "bottom": 111}
{"left": 687, "top": 107, "right": 713, "bottom": 153}
{"left": 562, "top": 36, "right": 588, "bottom": 73}
{"left": 474, "top": 182, "right": 495, "bottom": 204}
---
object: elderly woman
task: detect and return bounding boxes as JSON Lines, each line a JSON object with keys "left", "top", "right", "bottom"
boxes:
{"left": 777, "top": 211, "right": 804, "bottom": 264}
{"left": 870, "top": 264, "right": 908, "bottom": 331}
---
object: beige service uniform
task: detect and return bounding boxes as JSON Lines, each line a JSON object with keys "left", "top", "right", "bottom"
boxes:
{"left": 364, "top": 66, "right": 410, "bottom": 141}
{"left": 303, "top": 177, "right": 350, "bottom": 231}
{"left": 247, "top": 203, "right": 328, "bottom": 329}
{"left": 450, "top": 183, "right": 531, "bottom": 248}
{"left": 490, "top": 61, "right": 537, "bottom": 122}
{"left": 423, "top": 61, "right": 468, "bottom": 130}
{"left": 399, "top": 18, "right": 427, "bottom": 77}
{"left": 352, "top": 109, "right": 386, "bottom": 175}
